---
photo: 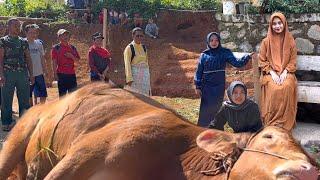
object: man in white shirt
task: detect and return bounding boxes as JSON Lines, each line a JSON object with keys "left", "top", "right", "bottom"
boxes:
{"left": 25, "top": 24, "right": 47, "bottom": 105}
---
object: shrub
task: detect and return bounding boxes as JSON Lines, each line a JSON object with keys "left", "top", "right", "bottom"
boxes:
{"left": 264, "top": 0, "right": 320, "bottom": 14}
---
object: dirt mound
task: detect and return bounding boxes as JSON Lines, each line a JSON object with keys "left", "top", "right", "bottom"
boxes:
{"left": 167, "top": 46, "right": 200, "bottom": 60}
{"left": 37, "top": 11, "right": 255, "bottom": 98}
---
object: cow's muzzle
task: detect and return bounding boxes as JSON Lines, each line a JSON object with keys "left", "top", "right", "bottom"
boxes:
{"left": 273, "top": 160, "right": 318, "bottom": 180}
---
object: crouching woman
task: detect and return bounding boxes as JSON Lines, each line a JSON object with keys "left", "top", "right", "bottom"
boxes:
{"left": 209, "top": 81, "right": 262, "bottom": 133}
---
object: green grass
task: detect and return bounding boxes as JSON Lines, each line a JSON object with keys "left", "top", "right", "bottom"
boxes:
{"left": 152, "top": 96, "right": 200, "bottom": 124}
{"left": 152, "top": 96, "right": 234, "bottom": 132}
{"left": 309, "top": 145, "right": 320, "bottom": 167}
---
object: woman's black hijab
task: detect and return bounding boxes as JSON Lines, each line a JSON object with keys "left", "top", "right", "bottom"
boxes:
{"left": 224, "top": 81, "right": 254, "bottom": 111}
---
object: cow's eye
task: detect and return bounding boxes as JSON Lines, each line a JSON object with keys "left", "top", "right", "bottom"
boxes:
{"left": 262, "top": 134, "right": 272, "bottom": 139}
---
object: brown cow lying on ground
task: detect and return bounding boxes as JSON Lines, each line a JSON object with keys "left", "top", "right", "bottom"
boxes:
{"left": 0, "top": 83, "right": 318, "bottom": 180}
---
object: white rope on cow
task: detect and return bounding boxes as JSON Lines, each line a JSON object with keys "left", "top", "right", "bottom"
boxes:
{"left": 200, "top": 148, "right": 241, "bottom": 180}
{"left": 241, "top": 148, "right": 290, "bottom": 160}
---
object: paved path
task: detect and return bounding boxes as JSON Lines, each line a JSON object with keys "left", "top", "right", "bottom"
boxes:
{"left": 293, "top": 122, "right": 320, "bottom": 145}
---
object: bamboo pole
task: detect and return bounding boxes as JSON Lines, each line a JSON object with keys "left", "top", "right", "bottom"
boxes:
{"left": 252, "top": 54, "right": 261, "bottom": 107}
{"left": 102, "top": 8, "right": 108, "bottom": 48}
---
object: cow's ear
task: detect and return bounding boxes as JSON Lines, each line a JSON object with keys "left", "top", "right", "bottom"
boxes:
{"left": 197, "top": 130, "right": 234, "bottom": 153}
{"left": 197, "top": 130, "right": 217, "bottom": 143}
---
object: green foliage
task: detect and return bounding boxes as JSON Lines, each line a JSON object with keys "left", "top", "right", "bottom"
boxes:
{"left": 93, "top": 0, "right": 221, "bottom": 18}
{"left": 161, "top": 0, "right": 221, "bottom": 10}
{"left": 308, "top": 145, "right": 320, "bottom": 167}
{"left": 265, "top": 0, "right": 320, "bottom": 14}
{"left": 92, "top": 0, "right": 161, "bottom": 18}
{"left": 0, "top": 0, "right": 319, "bottom": 22}
{"left": 0, "top": 0, "right": 67, "bottom": 20}
{"left": 246, "top": 4, "right": 259, "bottom": 14}
{"left": 309, "top": 144, "right": 319, "bottom": 154}
{"left": 1, "top": 0, "right": 26, "bottom": 17}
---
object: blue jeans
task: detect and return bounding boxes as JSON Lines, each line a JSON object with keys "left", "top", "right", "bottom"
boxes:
{"left": 30, "top": 74, "right": 47, "bottom": 97}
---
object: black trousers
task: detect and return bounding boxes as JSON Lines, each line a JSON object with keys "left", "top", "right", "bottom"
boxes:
{"left": 57, "top": 73, "right": 77, "bottom": 97}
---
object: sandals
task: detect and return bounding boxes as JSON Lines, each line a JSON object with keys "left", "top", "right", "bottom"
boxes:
{"left": 2, "top": 125, "right": 11, "bottom": 132}
{"left": 2, "top": 120, "right": 16, "bottom": 132}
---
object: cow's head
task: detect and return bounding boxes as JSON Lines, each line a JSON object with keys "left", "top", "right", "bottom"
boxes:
{"left": 197, "top": 126, "right": 319, "bottom": 180}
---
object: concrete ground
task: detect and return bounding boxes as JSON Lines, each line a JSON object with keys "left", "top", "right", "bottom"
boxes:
{"left": 293, "top": 122, "right": 320, "bottom": 164}
{"left": 293, "top": 122, "right": 320, "bottom": 146}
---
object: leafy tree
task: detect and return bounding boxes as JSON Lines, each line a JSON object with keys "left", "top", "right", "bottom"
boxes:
{"left": 2, "top": 0, "right": 27, "bottom": 16}
{"left": 0, "top": 0, "right": 319, "bottom": 22}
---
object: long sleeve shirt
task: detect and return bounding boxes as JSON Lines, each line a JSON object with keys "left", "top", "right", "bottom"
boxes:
{"left": 208, "top": 101, "right": 262, "bottom": 133}
{"left": 123, "top": 41, "right": 148, "bottom": 83}
{"left": 194, "top": 48, "right": 250, "bottom": 89}
{"left": 259, "top": 38, "right": 297, "bottom": 74}
{"left": 88, "top": 46, "right": 111, "bottom": 74}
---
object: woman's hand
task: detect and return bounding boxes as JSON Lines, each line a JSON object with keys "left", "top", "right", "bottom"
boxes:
{"left": 30, "top": 76, "right": 35, "bottom": 85}
{"left": 249, "top": 52, "right": 257, "bottom": 59}
{"left": 195, "top": 89, "right": 202, "bottom": 97}
{"left": 0, "top": 74, "right": 5, "bottom": 86}
{"left": 64, "top": 52, "right": 75, "bottom": 59}
{"left": 127, "top": 81, "right": 133, "bottom": 86}
{"left": 270, "top": 70, "right": 281, "bottom": 85}
{"left": 279, "top": 69, "right": 288, "bottom": 85}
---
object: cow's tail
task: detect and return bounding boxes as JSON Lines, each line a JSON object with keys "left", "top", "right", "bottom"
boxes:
{"left": 0, "top": 107, "right": 42, "bottom": 180}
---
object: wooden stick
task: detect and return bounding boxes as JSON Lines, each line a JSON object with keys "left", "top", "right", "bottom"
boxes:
{"left": 102, "top": 8, "right": 108, "bottom": 48}
{"left": 252, "top": 54, "right": 261, "bottom": 107}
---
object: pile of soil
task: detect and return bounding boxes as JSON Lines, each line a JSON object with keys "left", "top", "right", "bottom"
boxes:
{"left": 8, "top": 10, "right": 318, "bottom": 122}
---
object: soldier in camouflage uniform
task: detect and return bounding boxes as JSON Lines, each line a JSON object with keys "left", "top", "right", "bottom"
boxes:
{"left": 0, "top": 18, "right": 34, "bottom": 131}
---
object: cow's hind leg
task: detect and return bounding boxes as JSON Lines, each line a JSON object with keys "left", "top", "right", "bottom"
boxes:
{"left": 11, "top": 161, "right": 28, "bottom": 180}
{"left": 43, "top": 145, "right": 106, "bottom": 180}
